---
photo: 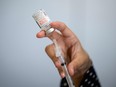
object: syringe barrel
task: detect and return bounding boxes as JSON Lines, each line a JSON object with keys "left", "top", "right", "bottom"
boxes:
{"left": 63, "top": 65, "right": 75, "bottom": 87}
{"left": 59, "top": 56, "right": 75, "bottom": 87}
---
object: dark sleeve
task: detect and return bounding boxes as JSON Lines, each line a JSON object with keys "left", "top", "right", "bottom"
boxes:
{"left": 60, "top": 66, "right": 101, "bottom": 87}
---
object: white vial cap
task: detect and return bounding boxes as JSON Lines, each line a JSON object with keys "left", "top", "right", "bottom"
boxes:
{"left": 46, "top": 28, "right": 54, "bottom": 35}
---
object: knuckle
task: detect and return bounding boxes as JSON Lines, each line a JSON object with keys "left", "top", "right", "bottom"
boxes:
{"left": 45, "top": 44, "right": 52, "bottom": 53}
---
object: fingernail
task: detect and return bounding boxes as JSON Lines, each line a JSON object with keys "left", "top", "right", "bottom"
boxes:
{"left": 55, "top": 60, "right": 61, "bottom": 68}
{"left": 61, "top": 72, "right": 65, "bottom": 78}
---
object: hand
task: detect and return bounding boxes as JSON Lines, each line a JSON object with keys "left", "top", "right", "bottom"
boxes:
{"left": 36, "top": 21, "right": 92, "bottom": 86}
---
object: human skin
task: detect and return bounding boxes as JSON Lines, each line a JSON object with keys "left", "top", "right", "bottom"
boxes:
{"left": 36, "top": 21, "right": 92, "bottom": 87}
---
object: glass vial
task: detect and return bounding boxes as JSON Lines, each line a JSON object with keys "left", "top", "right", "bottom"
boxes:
{"left": 32, "top": 9, "right": 54, "bottom": 35}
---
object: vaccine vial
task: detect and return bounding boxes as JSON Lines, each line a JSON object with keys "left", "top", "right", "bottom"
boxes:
{"left": 32, "top": 9, "right": 54, "bottom": 35}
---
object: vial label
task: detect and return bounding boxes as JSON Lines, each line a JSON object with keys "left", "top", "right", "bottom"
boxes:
{"left": 32, "top": 9, "right": 51, "bottom": 31}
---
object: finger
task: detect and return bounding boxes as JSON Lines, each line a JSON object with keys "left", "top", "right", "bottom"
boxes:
{"left": 50, "top": 21, "right": 75, "bottom": 37}
{"left": 36, "top": 30, "right": 46, "bottom": 38}
{"left": 45, "top": 44, "right": 58, "bottom": 63}
{"left": 68, "top": 54, "right": 91, "bottom": 76}
{"left": 68, "top": 53, "right": 82, "bottom": 76}
{"left": 55, "top": 61, "right": 65, "bottom": 78}
{"left": 45, "top": 44, "right": 65, "bottom": 78}
{"left": 47, "top": 31, "right": 62, "bottom": 41}
{"left": 68, "top": 63, "right": 75, "bottom": 76}
{"left": 36, "top": 28, "right": 62, "bottom": 43}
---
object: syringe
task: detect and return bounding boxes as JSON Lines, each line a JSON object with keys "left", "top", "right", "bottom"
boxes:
{"left": 53, "top": 39, "right": 75, "bottom": 87}
{"left": 32, "top": 9, "right": 75, "bottom": 87}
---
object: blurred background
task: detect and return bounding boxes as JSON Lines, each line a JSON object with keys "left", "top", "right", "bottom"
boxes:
{"left": 0, "top": 0, "right": 116, "bottom": 87}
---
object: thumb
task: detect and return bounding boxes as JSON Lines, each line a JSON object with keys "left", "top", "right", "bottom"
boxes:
{"left": 68, "top": 55, "right": 92, "bottom": 77}
{"left": 67, "top": 57, "right": 82, "bottom": 76}
{"left": 67, "top": 61, "right": 75, "bottom": 76}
